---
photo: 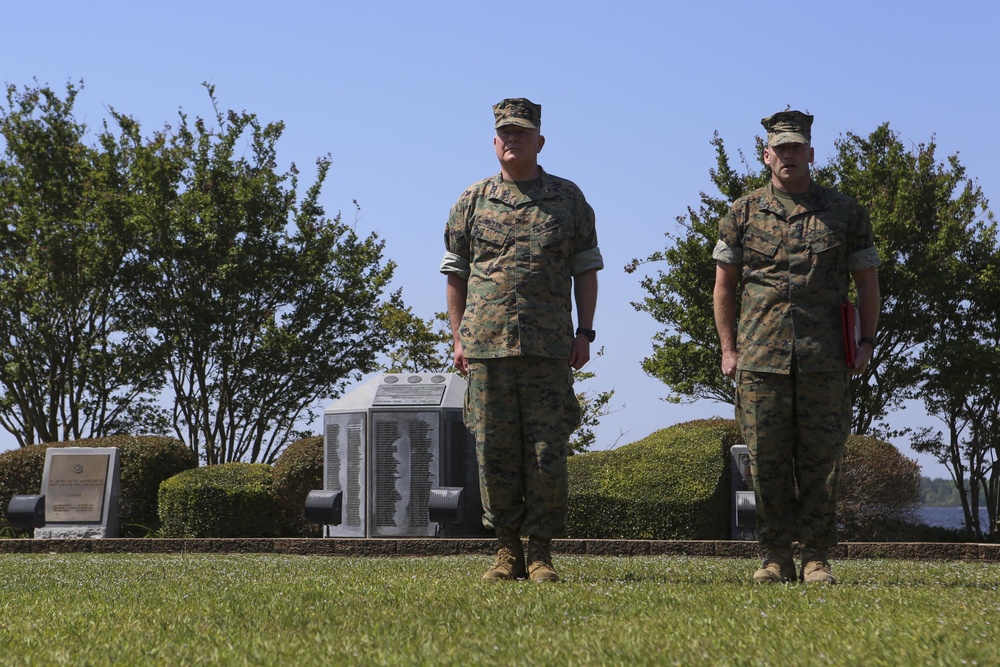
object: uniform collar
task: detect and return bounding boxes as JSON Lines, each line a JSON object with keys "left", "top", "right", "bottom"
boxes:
{"left": 487, "top": 167, "right": 554, "bottom": 207}
{"left": 759, "top": 180, "right": 828, "bottom": 218}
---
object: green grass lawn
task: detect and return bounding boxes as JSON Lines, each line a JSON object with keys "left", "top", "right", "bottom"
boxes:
{"left": 0, "top": 554, "right": 996, "bottom": 666}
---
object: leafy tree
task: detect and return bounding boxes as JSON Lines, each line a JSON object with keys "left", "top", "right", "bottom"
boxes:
{"left": 627, "top": 133, "right": 766, "bottom": 407}
{"left": 631, "top": 124, "right": 995, "bottom": 447}
{"left": 815, "top": 125, "right": 995, "bottom": 437}
{"left": 920, "top": 476, "right": 986, "bottom": 508}
{"left": 118, "top": 86, "right": 400, "bottom": 464}
{"left": 0, "top": 81, "right": 167, "bottom": 446}
{"left": 380, "top": 308, "right": 453, "bottom": 374}
{"left": 911, "top": 227, "right": 1000, "bottom": 538}
{"left": 826, "top": 127, "right": 999, "bottom": 537}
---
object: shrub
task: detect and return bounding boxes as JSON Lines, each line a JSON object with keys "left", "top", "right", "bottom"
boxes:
{"left": 271, "top": 436, "right": 323, "bottom": 537}
{"left": 838, "top": 434, "right": 921, "bottom": 541}
{"left": 567, "top": 420, "right": 924, "bottom": 543}
{"left": 158, "top": 463, "right": 282, "bottom": 538}
{"left": 0, "top": 436, "right": 197, "bottom": 537}
{"left": 0, "top": 447, "right": 48, "bottom": 537}
{"left": 566, "top": 419, "right": 740, "bottom": 539}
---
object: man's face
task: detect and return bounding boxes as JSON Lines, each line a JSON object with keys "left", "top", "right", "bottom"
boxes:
{"left": 763, "top": 141, "right": 814, "bottom": 192}
{"left": 494, "top": 125, "right": 544, "bottom": 168}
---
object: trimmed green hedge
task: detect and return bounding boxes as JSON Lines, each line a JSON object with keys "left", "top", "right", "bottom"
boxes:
{"left": 271, "top": 436, "right": 324, "bottom": 537}
{"left": 158, "top": 463, "right": 282, "bottom": 538}
{"left": 567, "top": 419, "right": 740, "bottom": 540}
{"left": 566, "top": 419, "right": 926, "bottom": 542}
{"left": 0, "top": 436, "right": 197, "bottom": 537}
{"left": 839, "top": 434, "right": 922, "bottom": 541}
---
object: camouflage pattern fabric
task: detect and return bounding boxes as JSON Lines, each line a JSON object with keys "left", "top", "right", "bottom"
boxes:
{"left": 736, "top": 368, "right": 851, "bottom": 551}
{"left": 442, "top": 169, "right": 602, "bottom": 359}
{"left": 713, "top": 181, "right": 879, "bottom": 374}
{"left": 493, "top": 97, "right": 541, "bottom": 129}
{"left": 715, "top": 178, "right": 878, "bottom": 554}
{"left": 464, "top": 356, "right": 581, "bottom": 539}
{"left": 761, "top": 110, "right": 813, "bottom": 146}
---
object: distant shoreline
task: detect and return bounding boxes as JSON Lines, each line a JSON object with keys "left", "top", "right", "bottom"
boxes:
{"left": 919, "top": 505, "right": 990, "bottom": 530}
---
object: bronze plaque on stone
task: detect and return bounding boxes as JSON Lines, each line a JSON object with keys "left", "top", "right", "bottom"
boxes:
{"left": 45, "top": 453, "right": 110, "bottom": 523}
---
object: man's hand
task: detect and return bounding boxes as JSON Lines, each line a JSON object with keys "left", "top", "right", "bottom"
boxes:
{"left": 453, "top": 341, "right": 468, "bottom": 374}
{"left": 570, "top": 335, "right": 590, "bottom": 370}
{"left": 721, "top": 349, "right": 738, "bottom": 379}
{"left": 851, "top": 343, "right": 873, "bottom": 375}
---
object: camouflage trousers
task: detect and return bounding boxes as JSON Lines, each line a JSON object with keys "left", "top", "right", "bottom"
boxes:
{"left": 735, "top": 368, "right": 851, "bottom": 552}
{"left": 464, "top": 356, "right": 581, "bottom": 539}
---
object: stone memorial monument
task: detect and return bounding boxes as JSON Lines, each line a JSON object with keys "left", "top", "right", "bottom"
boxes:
{"left": 35, "top": 447, "right": 121, "bottom": 539}
{"left": 316, "top": 373, "right": 486, "bottom": 538}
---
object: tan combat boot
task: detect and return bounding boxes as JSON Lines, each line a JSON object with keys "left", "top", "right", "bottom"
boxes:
{"left": 801, "top": 551, "right": 836, "bottom": 585}
{"left": 752, "top": 550, "right": 796, "bottom": 584}
{"left": 482, "top": 529, "right": 526, "bottom": 581}
{"left": 526, "top": 537, "right": 560, "bottom": 583}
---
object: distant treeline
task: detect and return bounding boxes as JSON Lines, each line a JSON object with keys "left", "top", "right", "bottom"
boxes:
{"left": 921, "top": 477, "right": 987, "bottom": 507}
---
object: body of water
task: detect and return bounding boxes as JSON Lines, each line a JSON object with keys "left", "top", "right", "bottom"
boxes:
{"left": 919, "top": 506, "right": 991, "bottom": 530}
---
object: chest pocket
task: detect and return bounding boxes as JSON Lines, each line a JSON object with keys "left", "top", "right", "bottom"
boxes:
{"left": 808, "top": 230, "right": 842, "bottom": 255}
{"left": 744, "top": 226, "right": 781, "bottom": 259}
{"left": 533, "top": 217, "right": 566, "bottom": 249}
{"left": 472, "top": 219, "right": 510, "bottom": 264}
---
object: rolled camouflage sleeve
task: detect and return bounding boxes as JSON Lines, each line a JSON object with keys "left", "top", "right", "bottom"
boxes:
{"left": 570, "top": 197, "right": 603, "bottom": 274}
{"left": 441, "top": 197, "right": 472, "bottom": 279}
{"left": 571, "top": 246, "right": 604, "bottom": 275}
{"left": 714, "top": 201, "right": 744, "bottom": 265}
{"left": 439, "top": 251, "right": 470, "bottom": 279}
{"left": 848, "top": 246, "right": 879, "bottom": 272}
{"left": 846, "top": 202, "right": 880, "bottom": 272}
{"left": 712, "top": 239, "right": 743, "bottom": 264}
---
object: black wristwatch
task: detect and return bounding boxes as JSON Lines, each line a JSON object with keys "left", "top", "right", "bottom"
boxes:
{"left": 859, "top": 337, "right": 876, "bottom": 350}
{"left": 576, "top": 327, "right": 596, "bottom": 343}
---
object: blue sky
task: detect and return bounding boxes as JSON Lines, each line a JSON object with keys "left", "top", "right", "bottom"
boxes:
{"left": 3, "top": 1, "right": 997, "bottom": 478}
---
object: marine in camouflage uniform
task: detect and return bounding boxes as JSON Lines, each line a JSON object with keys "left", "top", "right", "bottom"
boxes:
{"left": 440, "top": 98, "right": 603, "bottom": 582}
{"left": 712, "top": 111, "right": 881, "bottom": 584}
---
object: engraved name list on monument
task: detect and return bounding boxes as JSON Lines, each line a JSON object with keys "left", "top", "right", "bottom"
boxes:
{"left": 345, "top": 422, "right": 363, "bottom": 527}
{"left": 325, "top": 415, "right": 366, "bottom": 529}
{"left": 408, "top": 419, "right": 433, "bottom": 528}
{"left": 374, "top": 420, "right": 403, "bottom": 528}
{"left": 370, "top": 412, "right": 439, "bottom": 534}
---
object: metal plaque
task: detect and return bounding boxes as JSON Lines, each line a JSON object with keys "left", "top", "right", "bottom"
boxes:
{"left": 45, "top": 453, "right": 110, "bottom": 523}
{"left": 372, "top": 384, "right": 447, "bottom": 406}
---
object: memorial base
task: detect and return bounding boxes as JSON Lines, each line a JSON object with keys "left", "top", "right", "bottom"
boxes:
{"left": 36, "top": 525, "right": 114, "bottom": 539}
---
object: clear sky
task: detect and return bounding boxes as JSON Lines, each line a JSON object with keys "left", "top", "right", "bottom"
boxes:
{"left": 3, "top": 0, "right": 997, "bottom": 479}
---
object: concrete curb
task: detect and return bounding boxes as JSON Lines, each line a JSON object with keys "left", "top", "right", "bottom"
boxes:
{"left": 2, "top": 538, "right": 998, "bottom": 562}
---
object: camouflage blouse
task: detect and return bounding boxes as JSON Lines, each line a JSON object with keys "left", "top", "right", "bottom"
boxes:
{"left": 440, "top": 169, "right": 603, "bottom": 360}
{"left": 713, "top": 182, "right": 880, "bottom": 374}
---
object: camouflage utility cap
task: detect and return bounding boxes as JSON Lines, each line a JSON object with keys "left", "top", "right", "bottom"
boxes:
{"left": 493, "top": 98, "right": 541, "bottom": 130}
{"left": 762, "top": 110, "right": 813, "bottom": 146}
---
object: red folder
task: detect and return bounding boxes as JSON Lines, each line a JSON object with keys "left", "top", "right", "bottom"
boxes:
{"left": 841, "top": 301, "right": 860, "bottom": 367}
